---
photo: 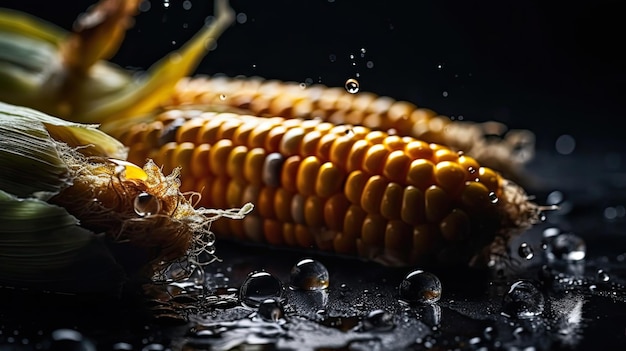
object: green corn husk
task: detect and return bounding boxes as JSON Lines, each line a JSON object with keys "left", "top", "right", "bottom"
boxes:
{"left": 0, "top": 101, "right": 128, "bottom": 295}
{"left": 0, "top": 0, "right": 234, "bottom": 124}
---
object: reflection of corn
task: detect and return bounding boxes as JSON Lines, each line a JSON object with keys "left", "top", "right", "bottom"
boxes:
{"left": 165, "top": 76, "right": 536, "bottom": 182}
{"left": 116, "top": 109, "right": 539, "bottom": 267}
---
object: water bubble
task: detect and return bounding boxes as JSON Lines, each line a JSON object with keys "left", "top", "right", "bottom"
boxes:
{"left": 133, "top": 192, "right": 161, "bottom": 216}
{"left": 345, "top": 78, "right": 360, "bottom": 94}
{"left": 398, "top": 269, "right": 442, "bottom": 304}
{"left": 239, "top": 271, "right": 284, "bottom": 308}
{"left": 366, "top": 60, "right": 374, "bottom": 68}
{"left": 361, "top": 309, "right": 395, "bottom": 331}
{"left": 289, "top": 258, "right": 330, "bottom": 290}
{"left": 182, "top": 0, "right": 192, "bottom": 10}
{"left": 256, "top": 298, "right": 286, "bottom": 322}
{"left": 219, "top": 94, "right": 227, "bottom": 100}
{"left": 501, "top": 280, "right": 545, "bottom": 319}
{"left": 442, "top": 91, "right": 448, "bottom": 97}
{"left": 299, "top": 82, "right": 307, "bottom": 89}
{"left": 545, "top": 233, "right": 586, "bottom": 262}
{"left": 596, "top": 269, "right": 610, "bottom": 282}
{"left": 518, "top": 242, "right": 534, "bottom": 260}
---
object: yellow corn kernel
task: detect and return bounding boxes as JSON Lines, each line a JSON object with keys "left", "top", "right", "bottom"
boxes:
{"left": 361, "top": 175, "right": 387, "bottom": 214}
{"left": 380, "top": 182, "right": 403, "bottom": 220}
{"left": 243, "top": 148, "right": 266, "bottom": 186}
{"left": 296, "top": 156, "right": 321, "bottom": 196}
{"left": 316, "top": 162, "right": 344, "bottom": 198}
{"left": 209, "top": 139, "right": 233, "bottom": 177}
{"left": 280, "top": 156, "right": 300, "bottom": 193}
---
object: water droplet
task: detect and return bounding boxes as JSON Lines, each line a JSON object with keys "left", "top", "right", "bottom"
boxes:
{"left": 219, "top": 94, "right": 227, "bottom": 100}
{"left": 488, "top": 192, "right": 499, "bottom": 204}
{"left": 345, "top": 78, "right": 360, "bottom": 94}
{"left": 112, "top": 342, "right": 133, "bottom": 350}
{"left": 555, "top": 134, "right": 576, "bottom": 155}
{"left": 256, "top": 298, "right": 286, "bottom": 322}
{"left": 163, "top": 0, "right": 170, "bottom": 8}
{"left": 398, "top": 269, "right": 442, "bottom": 304}
{"left": 545, "top": 233, "right": 586, "bottom": 262}
{"left": 597, "top": 269, "right": 610, "bottom": 282}
{"left": 239, "top": 271, "right": 284, "bottom": 308}
{"left": 483, "top": 326, "right": 496, "bottom": 340}
{"left": 366, "top": 60, "right": 374, "bottom": 68}
{"left": 289, "top": 258, "right": 329, "bottom": 290}
{"left": 134, "top": 192, "right": 161, "bottom": 217}
{"left": 142, "top": 344, "right": 166, "bottom": 351}
{"left": 349, "top": 54, "right": 355, "bottom": 60}
{"left": 437, "top": 63, "right": 444, "bottom": 70}
{"left": 299, "top": 82, "right": 307, "bottom": 89}
{"left": 329, "top": 54, "right": 337, "bottom": 62}
{"left": 236, "top": 13, "right": 248, "bottom": 24}
{"left": 501, "top": 280, "right": 545, "bottom": 319}
{"left": 139, "top": 0, "right": 152, "bottom": 12}
{"left": 182, "top": 0, "right": 192, "bottom": 10}
{"left": 304, "top": 77, "right": 314, "bottom": 85}
{"left": 49, "top": 329, "right": 95, "bottom": 351}
{"left": 546, "top": 190, "right": 564, "bottom": 205}
{"left": 518, "top": 242, "right": 534, "bottom": 260}
{"left": 442, "top": 91, "right": 448, "bottom": 97}
{"left": 361, "top": 309, "right": 395, "bottom": 331}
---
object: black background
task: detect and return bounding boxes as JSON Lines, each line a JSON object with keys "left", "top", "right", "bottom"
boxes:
{"left": 3, "top": 0, "right": 625, "bottom": 152}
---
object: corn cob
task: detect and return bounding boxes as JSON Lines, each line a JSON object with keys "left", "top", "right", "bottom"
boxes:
{"left": 0, "top": 0, "right": 533, "bottom": 183}
{"left": 114, "top": 108, "right": 540, "bottom": 267}
{"left": 165, "top": 76, "right": 535, "bottom": 183}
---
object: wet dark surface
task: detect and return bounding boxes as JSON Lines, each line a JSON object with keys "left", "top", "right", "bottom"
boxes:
{"left": 1, "top": 0, "right": 626, "bottom": 350}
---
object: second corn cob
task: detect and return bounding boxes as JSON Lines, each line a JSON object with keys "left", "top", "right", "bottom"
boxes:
{"left": 115, "top": 108, "right": 540, "bottom": 267}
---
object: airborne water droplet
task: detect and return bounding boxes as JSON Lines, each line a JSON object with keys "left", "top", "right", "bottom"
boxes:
{"left": 488, "top": 192, "right": 499, "bottom": 204}
{"left": 239, "top": 271, "right": 284, "bottom": 308}
{"left": 501, "top": 280, "right": 545, "bottom": 319}
{"left": 345, "top": 78, "right": 360, "bottom": 93}
{"left": 596, "top": 269, "right": 610, "bottom": 282}
{"left": 289, "top": 258, "right": 330, "bottom": 290}
{"left": 518, "top": 242, "right": 534, "bottom": 260}
{"left": 398, "top": 269, "right": 442, "bottom": 304}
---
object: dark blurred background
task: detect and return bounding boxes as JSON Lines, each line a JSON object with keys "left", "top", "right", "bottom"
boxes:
{"left": 3, "top": 0, "right": 625, "bottom": 151}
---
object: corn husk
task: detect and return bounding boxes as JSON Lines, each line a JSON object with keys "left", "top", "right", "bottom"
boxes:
{"left": 0, "top": 101, "right": 126, "bottom": 200}
{"left": 0, "top": 101, "right": 128, "bottom": 295}
{"left": 0, "top": 101, "right": 252, "bottom": 295}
